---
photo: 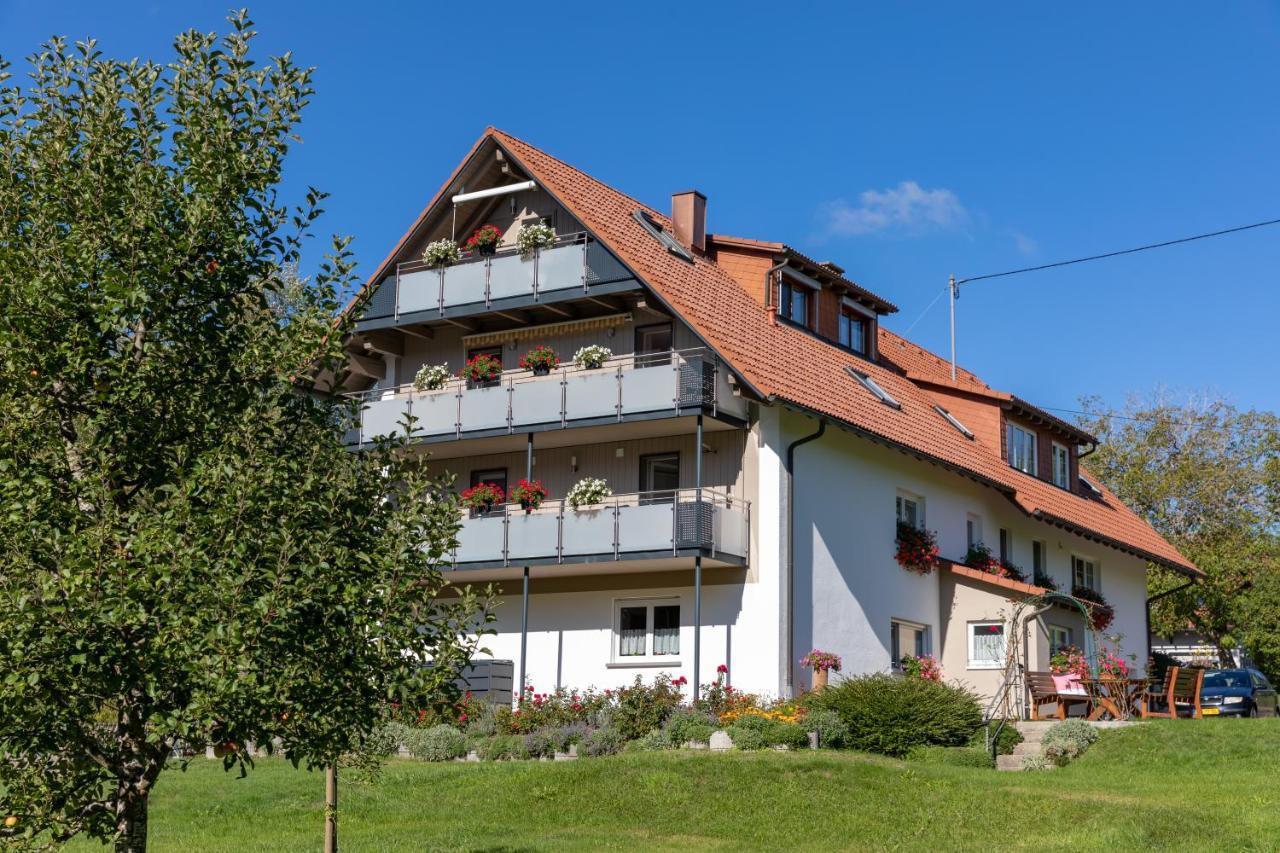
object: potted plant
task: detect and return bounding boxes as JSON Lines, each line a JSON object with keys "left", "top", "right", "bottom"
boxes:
{"left": 1097, "top": 650, "right": 1130, "bottom": 680}
{"left": 998, "top": 560, "right": 1027, "bottom": 583}
{"left": 422, "top": 238, "right": 460, "bottom": 269}
{"left": 466, "top": 224, "right": 503, "bottom": 256}
{"left": 894, "top": 521, "right": 939, "bottom": 575}
{"left": 964, "top": 543, "right": 1022, "bottom": 579}
{"left": 1071, "top": 585, "right": 1115, "bottom": 631}
{"left": 517, "top": 222, "right": 556, "bottom": 257}
{"left": 800, "top": 649, "right": 841, "bottom": 690}
{"left": 573, "top": 345, "right": 612, "bottom": 370}
{"left": 459, "top": 353, "right": 502, "bottom": 389}
{"left": 510, "top": 478, "right": 549, "bottom": 512}
{"left": 412, "top": 363, "right": 451, "bottom": 392}
{"left": 566, "top": 477, "right": 611, "bottom": 510}
{"left": 460, "top": 482, "right": 505, "bottom": 515}
{"left": 899, "top": 653, "right": 942, "bottom": 682}
{"left": 519, "top": 346, "right": 560, "bottom": 376}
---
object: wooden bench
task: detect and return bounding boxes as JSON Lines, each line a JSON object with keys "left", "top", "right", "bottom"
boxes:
{"left": 1142, "top": 666, "right": 1204, "bottom": 719}
{"left": 1027, "top": 671, "right": 1091, "bottom": 720}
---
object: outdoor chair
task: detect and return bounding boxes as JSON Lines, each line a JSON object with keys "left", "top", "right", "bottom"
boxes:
{"left": 1142, "top": 666, "right": 1204, "bottom": 719}
{"left": 1027, "top": 671, "right": 1091, "bottom": 720}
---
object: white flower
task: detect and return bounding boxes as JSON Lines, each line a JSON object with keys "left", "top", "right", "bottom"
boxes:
{"left": 573, "top": 345, "right": 613, "bottom": 369}
{"left": 412, "top": 363, "right": 451, "bottom": 391}
{"left": 517, "top": 223, "right": 557, "bottom": 256}
{"left": 566, "top": 477, "right": 612, "bottom": 509}
{"left": 422, "top": 239, "right": 460, "bottom": 268}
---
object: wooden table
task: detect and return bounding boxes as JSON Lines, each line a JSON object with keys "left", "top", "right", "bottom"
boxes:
{"left": 1082, "top": 677, "right": 1150, "bottom": 720}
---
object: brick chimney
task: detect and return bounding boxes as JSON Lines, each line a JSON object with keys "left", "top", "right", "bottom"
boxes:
{"left": 671, "top": 190, "right": 706, "bottom": 253}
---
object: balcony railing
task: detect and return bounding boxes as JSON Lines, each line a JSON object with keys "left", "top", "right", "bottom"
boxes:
{"left": 394, "top": 233, "right": 591, "bottom": 317}
{"left": 452, "top": 489, "right": 749, "bottom": 568}
{"left": 345, "top": 348, "right": 744, "bottom": 445}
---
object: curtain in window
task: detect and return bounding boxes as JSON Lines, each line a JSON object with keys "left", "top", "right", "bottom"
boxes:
{"left": 972, "top": 625, "right": 1004, "bottom": 663}
{"left": 619, "top": 607, "right": 647, "bottom": 656}
{"left": 653, "top": 606, "right": 680, "bottom": 656}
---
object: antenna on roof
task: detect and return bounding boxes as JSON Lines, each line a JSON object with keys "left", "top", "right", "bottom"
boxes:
{"left": 948, "top": 274, "right": 958, "bottom": 381}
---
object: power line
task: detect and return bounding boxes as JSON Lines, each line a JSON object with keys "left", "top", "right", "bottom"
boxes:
{"left": 956, "top": 216, "right": 1280, "bottom": 286}
{"left": 902, "top": 284, "right": 949, "bottom": 335}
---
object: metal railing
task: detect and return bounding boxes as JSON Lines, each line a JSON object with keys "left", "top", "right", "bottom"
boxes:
{"left": 394, "top": 232, "right": 590, "bottom": 317}
{"left": 344, "top": 348, "right": 723, "bottom": 445}
{"left": 451, "top": 488, "right": 749, "bottom": 568}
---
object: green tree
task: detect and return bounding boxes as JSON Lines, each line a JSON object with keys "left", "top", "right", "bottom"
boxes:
{"left": 1078, "top": 394, "right": 1280, "bottom": 672}
{"left": 0, "top": 15, "right": 492, "bottom": 851}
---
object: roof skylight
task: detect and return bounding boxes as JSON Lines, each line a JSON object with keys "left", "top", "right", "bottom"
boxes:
{"left": 633, "top": 210, "right": 693, "bottom": 262}
{"left": 934, "top": 405, "right": 974, "bottom": 439}
{"left": 847, "top": 368, "right": 901, "bottom": 409}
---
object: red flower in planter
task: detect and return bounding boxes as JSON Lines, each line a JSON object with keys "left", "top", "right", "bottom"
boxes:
{"left": 465, "top": 224, "right": 502, "bottom": 250}
{"left": 459, "top": 354, "right": 502, "bottom": 384}
{"left": 895, "top": 522, "right": 940, "bottom": 575}
{"left": 510, "top": 478, "right": 549, "bottom": 510}
{"left": 460, "top": 482, "right": 505, "bottom": 509}
{"left": 518, "top": 346, "right": 560, "bottom": 373}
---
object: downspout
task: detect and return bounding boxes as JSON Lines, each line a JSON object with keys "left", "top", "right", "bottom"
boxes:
{"left": 784, "top": 417, "right": 826, "bottom": 696}
{"left": 1145, "top": 578, "right": 1196, "bottom": 664}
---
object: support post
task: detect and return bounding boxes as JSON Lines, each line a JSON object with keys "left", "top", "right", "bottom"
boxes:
{"left": 948, "top": 274, "right": 957, "bottom": 381}
{"left": 693, "top": 415, "right": 703, "bottom": 702}
{"left": 518, "top": 432, "right": 533, "bottom": 699}
{"left": 324, "top": 765, "right": 337, "bottom": 853}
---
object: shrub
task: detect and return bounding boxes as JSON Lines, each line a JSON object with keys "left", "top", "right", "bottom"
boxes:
{"left": 523, "top": 728, "right": 560, "bottom": 759}
{"left": 609, "top": 674, "right": 685, "bottom": 740}
{"left": 806, "top": 673, "right": 982, "bottom": 757}
{"left": 726, "top": 714, "right": 808, "bottom": 750}
{"left": 363, "top": 724, "right": 401, "bottom": 758}
{"left": 402, "top": 724, "right": 467, "bottom": 762}
{"left": 479, "top": 734, "right": 529, "bottom": 761}
{"left": 727, "top": 722, "right": 766, "bottom": 750}
{"left": 463, "top": 703, "right": 498, "bottom": 737}
{"left": 1041, "top": 719, "right": 1099, "bottom": 766}
{"left": 664, "top": 708, "right": 718, "bottom": 746}
{"left": 804, "top": 707, "right": 849, "bottom": 749}
{"left": 497, "top": 685, "right": 609, "bottom": 734}
{"left": 580, "top": 726, "right": 625, "bottom": 757}
{"left": 1021, "top": 754, "right": 1054, "bottom": 771}
{"left": 968, "top": 720, "right": 1023, "bottom": 756}
{"left": 906, "top": 745, "right": 995, "bottom": 769}
{"left": 627, "top": 728, "right": 673, "bottom": 752}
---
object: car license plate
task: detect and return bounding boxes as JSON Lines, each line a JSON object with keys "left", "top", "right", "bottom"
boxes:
{"left": 1202, "top": 707, "right": 1220, "bottom": 715}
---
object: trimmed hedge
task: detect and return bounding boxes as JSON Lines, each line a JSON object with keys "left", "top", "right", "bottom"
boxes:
{"left": 806, "top": 674, "right": 982, "bottom": 757}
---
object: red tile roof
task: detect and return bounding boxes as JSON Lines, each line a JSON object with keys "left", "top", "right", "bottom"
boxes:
{"left": 359, "top": 128, "right": 1198, "bottom": 577}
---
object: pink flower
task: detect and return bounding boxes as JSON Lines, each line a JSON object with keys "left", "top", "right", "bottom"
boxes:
{"left": 716, "top": 664, "right": 729, "bottom": 674}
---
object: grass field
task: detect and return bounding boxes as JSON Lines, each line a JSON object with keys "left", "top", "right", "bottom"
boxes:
{"left": 66, "top": 720, "right": 1280, "bottom": 852}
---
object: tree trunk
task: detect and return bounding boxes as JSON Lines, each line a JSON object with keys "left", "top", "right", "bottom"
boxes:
{"left": 114, "top": 791, "right": 148, "bottom": 853}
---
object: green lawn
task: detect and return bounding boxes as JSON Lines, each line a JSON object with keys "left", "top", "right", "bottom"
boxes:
{"left": 68, "top": 720, "right": 1280, "bottom": 852}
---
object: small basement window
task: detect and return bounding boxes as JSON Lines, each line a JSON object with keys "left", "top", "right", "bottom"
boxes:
{"left": 934, "top": 405, "right": 974, "bottom": 439}
{"left": 633, "top": 210, "right": 692, "bottom": 262}
{"left": 847, "top": 368, "right": 901, "bottom": 409}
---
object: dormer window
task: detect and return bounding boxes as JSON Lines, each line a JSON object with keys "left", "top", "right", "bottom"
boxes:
{"left": 778, "top": 277, "right": 813, "bottom": 328}
{"left": 1007, "top": 423, "right": 1037, "bottom": 474}
{"left": 1051, "top": 442, "right": 1071, "bottom": 489}
{"left": 838, "top": 304, "right": 869, "bottom": 355}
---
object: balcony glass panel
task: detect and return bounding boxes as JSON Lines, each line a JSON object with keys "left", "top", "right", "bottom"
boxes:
{"left": 442, "top": 258, "right": 488, "bottom": 309}
{"left": 408, "top": 390, "right": 456, "bottom": 437}
{"left": 617, "top": 502, "right": 675, "bottom": 552}
{"left": 559, "top": 505, "right": 617, "bottom": 557}
{"left": 620, "top": 364, "right": 676, "bottom": 415}
{"left": 486, "top": 252, "right": 537, "bottom": 302}
{"left": 397, "top": 269, "right": 439, "bottom": 315}
{"left": 455, "top": 514, "right": 505, "bottom": 563}
{"left": 564, "top": 369, "right": 618, "bottom": 420}
{"left": 714, "top": 504, "right": 748, "bottom": 557}
{"left": 361, "top": 393, "right": 410, "bottom": 440}
{"left": 509, "top": 378, "right": 563, "bottom": 426}
{"left": 505, "top": 510, "right": 560, "bottom": 562}
{"left": 535, "top": 243, "right": 584, "bottom": 295}
{"left": 457, "top": 384, "right": 508, "bottom": 432}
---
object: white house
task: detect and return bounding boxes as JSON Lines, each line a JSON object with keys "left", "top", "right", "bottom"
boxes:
{"left": 328, "top": 128, "right": 1199, "bottom": 706}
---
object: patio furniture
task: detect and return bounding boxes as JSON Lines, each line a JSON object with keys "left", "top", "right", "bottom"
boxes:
{"left": 1084, "top": 677, "right": 1150, "bottom": 720}
{"left": 1027, "top": 671, "right": 1091, "bottom": 720}
{"left": 1142, "top": 666, "right": 1204, "bottom": 719}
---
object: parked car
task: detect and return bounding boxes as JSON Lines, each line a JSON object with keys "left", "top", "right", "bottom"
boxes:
{"left": 1198, "top": 669, "right": 1279, "bottom": 717}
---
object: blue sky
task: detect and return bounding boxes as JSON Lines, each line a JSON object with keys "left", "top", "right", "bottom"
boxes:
{"left": 4, "top": 1, "right": 1278, "bottom": 415}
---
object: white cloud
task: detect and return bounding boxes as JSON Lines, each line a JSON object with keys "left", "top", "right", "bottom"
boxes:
{"left": 1012, "top": 231, "right": 1038, "bottom": 256}
{"left": 820, "top": 181, "right": 968, "bottom": 237}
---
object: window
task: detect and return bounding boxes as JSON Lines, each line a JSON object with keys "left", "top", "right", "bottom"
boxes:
{"left": 1007, "top": 424, "right": 1037, "bottom": 474}
{"left": 966, "top": 514, "right": 983, "bottom": 549}
{"left": 1052, "top": 443, "right": 1070, "bottom": 488}
{"left": 1072, "top": 555, "right": 1098, "bottom": 591}
{"left": 999, "top": 528, "right": 1011, "bottom": 563}
{"left": 934, "top": 405, "right": 974, "bottom": 439}
{"left": 614, "top": 599, "right": 680, "bottom": 660}
{"left": 634, "top": 210, "right": 692, "bottom": 262}
{"left": 847, "top": 368, "right": 901, "bottom": 409}
{"left": 1048, "top": 625, "right": 1073, "bottom": 655}
{"left": 891, "top": 619, "right": 930, "bottom": 667}
{"left": 778, "top": 278, "right": 811, "bottom": 328}
{"left": 896, "top": 493, "right": 923, "bottom": 529}
{"left": 1032, "top": 540, "right": 1046, "bottom": 579}
{"left": 838, "top": 307, "right": 868, "bottom": 354}
{"left": 639, "top": 452, "right": 680, "bottom": 505}
{"left": 634, "top": 322, "right": 674, "bottom": 368}
{"left": 968, "top": 622, "right": 1006, "bottom": 669}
